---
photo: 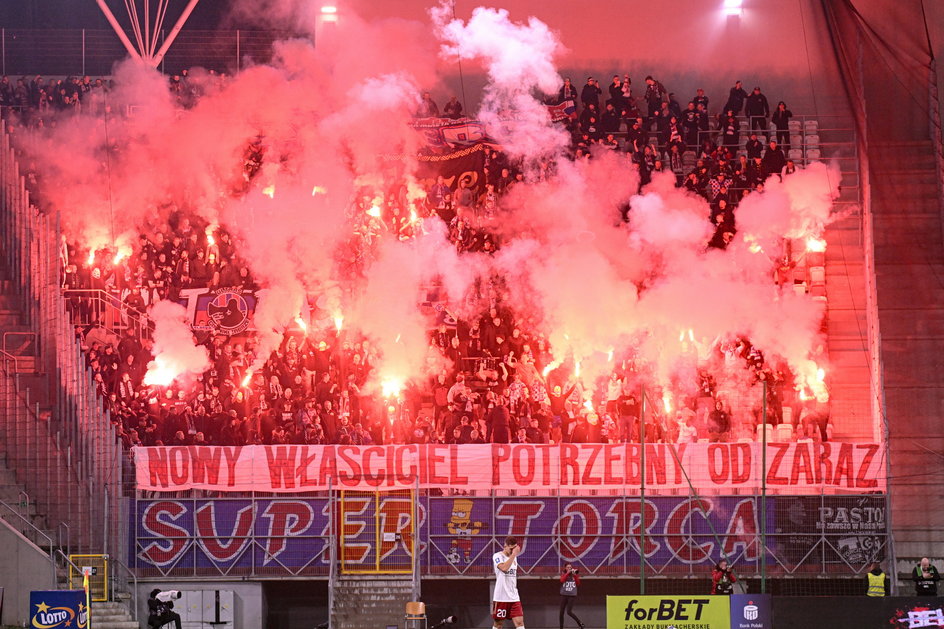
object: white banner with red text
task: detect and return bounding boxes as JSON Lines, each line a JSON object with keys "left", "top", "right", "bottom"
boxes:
{"left": 133, "top": 442, "right": 885, "bottom": 494}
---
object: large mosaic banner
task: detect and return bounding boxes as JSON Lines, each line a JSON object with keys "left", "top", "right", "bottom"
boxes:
{"left": 132, "top": 494, "right": 887, "bottom": 576}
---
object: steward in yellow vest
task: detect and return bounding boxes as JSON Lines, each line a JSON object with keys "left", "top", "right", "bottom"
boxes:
{"left": 867, "top": 562, "right": 889, "bottom": 596}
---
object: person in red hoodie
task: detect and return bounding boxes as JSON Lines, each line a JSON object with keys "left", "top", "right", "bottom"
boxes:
{"left": 559, "top": 563, "right": 585, "bottom": 629}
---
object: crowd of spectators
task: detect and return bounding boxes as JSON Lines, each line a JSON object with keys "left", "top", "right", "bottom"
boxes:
{"left": 8, "top": 68, "right": 831, "bottom": 449}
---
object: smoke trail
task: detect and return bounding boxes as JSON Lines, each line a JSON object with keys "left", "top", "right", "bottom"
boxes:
{"left": 143, "top": 301, "right": 210, "bottom": 386}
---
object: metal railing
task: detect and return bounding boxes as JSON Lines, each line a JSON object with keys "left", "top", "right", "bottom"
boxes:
{"left": 63, "top": 288, "right": 154, "bottom": 342}
{"left": 0, "top": 28, "right": 288, "bottom": 76}
{"left": 0, "top": 111, "right": 131, "bottom": 596}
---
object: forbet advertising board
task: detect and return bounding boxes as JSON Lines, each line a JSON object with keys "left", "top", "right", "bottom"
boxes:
{"left": 607, "top": 595, "right": 730, "bottom": 629}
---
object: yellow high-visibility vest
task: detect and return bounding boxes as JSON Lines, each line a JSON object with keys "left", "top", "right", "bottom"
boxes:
{"left": 867, "top": 572, "right": 886, "bottom": 596}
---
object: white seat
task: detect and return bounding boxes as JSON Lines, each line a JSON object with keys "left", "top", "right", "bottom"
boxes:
{"left": 782, "top": 407, "right": 793, "bottom": 426}
{"left": 806, "top": 148, "right": 821, "bottom": 161}
{"left": 788, "top": 148, "right": 803, "bottom": 161}
{"left": 803, "top": 119, "right": 818, "bottom": 132}
{"left": 756, "top": 423, "right": 774, "bottom": 442}
{"left": 790, "top": 134, "right": 804, "bottom": 147}
{"left": 773, "top": 424, "right": 794, "bottom": 442}
{"left": 788, "top": 120, "right": 802, "bottom": 132}
{"left": 804, "top": 134, "right": 820, "bottom": 150}
{"left": 809, "top": 266, "right": 826, "bottom": 286}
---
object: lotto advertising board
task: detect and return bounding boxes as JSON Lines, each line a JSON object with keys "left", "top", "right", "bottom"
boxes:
{"left": 28, "top": 591, "right": 88, "bottom": 629}
{"left": 132, "top": 494, "right": 887, "bottom": 578}
{"left": 606, "top": 595, "right": 730, "bottom": 629}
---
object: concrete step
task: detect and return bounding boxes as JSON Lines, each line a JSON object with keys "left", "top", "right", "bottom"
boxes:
{"left": 332, "top": 577, "right": 414, "bottom": 629}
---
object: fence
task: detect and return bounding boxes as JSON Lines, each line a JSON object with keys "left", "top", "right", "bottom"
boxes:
{"left": 130, "top": 490, "right": 888, "bottom": 590}
{"left": 0, "top": 111, "right": 131, "bottom": 592}
{"left": 0, "top": 29, "right": 287, "bottom": 76}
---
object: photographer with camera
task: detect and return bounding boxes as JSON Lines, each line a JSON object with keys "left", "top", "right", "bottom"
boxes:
{"left": 558, "top": 563, "right": 585, "bottom": 629}
{"left": 711, "top": 559, "right": 737, "bottom": 595}
{"left": 147, "top": 589, "right": 182, "bottom": 629}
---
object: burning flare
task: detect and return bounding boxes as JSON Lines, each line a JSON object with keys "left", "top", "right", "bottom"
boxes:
{"left": 806, "top": 236, "right": 827, "bottom": 253}
{"left": 381, "top": 377, "right": 404, "bottom": 399}
{"left": 143, "top": 356, "right": 177, "bottom": 387}
{"left": 295, "top": 316, "right": 308, "bottom": 333}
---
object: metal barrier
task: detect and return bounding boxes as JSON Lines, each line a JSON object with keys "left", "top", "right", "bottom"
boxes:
{"left": 129, "top": 489, "right": 888, "bottom": 583}
{"left": 340, "top": 490, "right": 415, "bottom": 575}
{"left": 0, "top": 111, "right": 131, "bottom": 601}
{"left": 0, "top": 28, "right": 288, "bottom": 76}
{"left": 69, "top": 553, "right": 109, "bottom": 601}
{"left": 63, "top": 289, "right": 154, "bottom": 341}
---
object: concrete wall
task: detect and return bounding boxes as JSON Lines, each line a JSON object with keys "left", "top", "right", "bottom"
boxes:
{"left": 0, "top": 519, "right": 56, "bottom": 626}
{"left": 136, "top": 581, "right": 266, "bottom": 629}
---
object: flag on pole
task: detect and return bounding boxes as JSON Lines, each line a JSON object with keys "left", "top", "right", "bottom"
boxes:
{"left": 82, "top": 567, "right": 92, "bottom": 629}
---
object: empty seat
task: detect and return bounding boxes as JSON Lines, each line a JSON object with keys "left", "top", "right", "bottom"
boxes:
{"left": 790, "top": 134, "right": 804, "bottom": 147}
{"left": 774, "top": 423, "right": 794, "bottom": 442}
{"left": 809, "top": 266, "right": 826, "bottom": 285}
{"left": 803, "top": 119, "right": 818, "bottom": 132}
{"left": 782, "top": 407, "right": 793, "bottom": 426}
{"left": 405, "top": 601, "right": 427, "bottom": 629}
{"left": 788, "top": 148, "right": 803, "bottom": 161}
{"left": 806, "top": 148, "right": 821, "bottom": 161}
{"left": 793, "top": 282, "right": 808, "bottom": 295}
{"left": 804, "top": 134, "right": 820, "bottom": 150}
{"left": 788, "top": 120, "right": 802, "bottom": 132}
{"left": 757, "top": 423, "right": 774, "bottom": 442}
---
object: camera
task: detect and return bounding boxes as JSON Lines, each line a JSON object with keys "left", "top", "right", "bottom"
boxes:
{"left": 156, "top": 590, "right": 182, "bottom": 603}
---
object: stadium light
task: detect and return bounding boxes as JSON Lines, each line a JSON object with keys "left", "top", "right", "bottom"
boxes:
{"left": 723, "top": 0, "right": 743, "bottom": 16}
{"left": 320, "top": 5, "right": 339, "bottom": 24}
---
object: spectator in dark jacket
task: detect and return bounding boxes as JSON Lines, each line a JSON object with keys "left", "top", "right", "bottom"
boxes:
{"left": 580, "top": 77, "right": 601, "bottom": 110}
{"left": 744, "top": 86, "right": 770, "bottom": 132}
{"left": 762, "top": 140, "right": 787, "bottom": 180}
{"left": 723, "top": 80, "right": 748, "bottom": 115}
{"left": 558, "top": 78, "right": 578, "bottom": 104}
{"left": 771, "top": 101, "right": 793, "bottom": 150}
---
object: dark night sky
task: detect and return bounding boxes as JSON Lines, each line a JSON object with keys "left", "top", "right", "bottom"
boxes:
{"left": 0, "top": 0, "right": 234, "bottom": 29}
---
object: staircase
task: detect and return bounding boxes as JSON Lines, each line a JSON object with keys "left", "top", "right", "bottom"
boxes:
{"left": 870, "top": 140, "right": 944, "bottom": 568}
{"left": 330, "top": 576, "right": 414, "bottom": 629}
{"left": 90, "top": 600, "right": 138, "bottom": 629}
{"left": 823, "top": 177, "right": 873, "bottom": 439}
